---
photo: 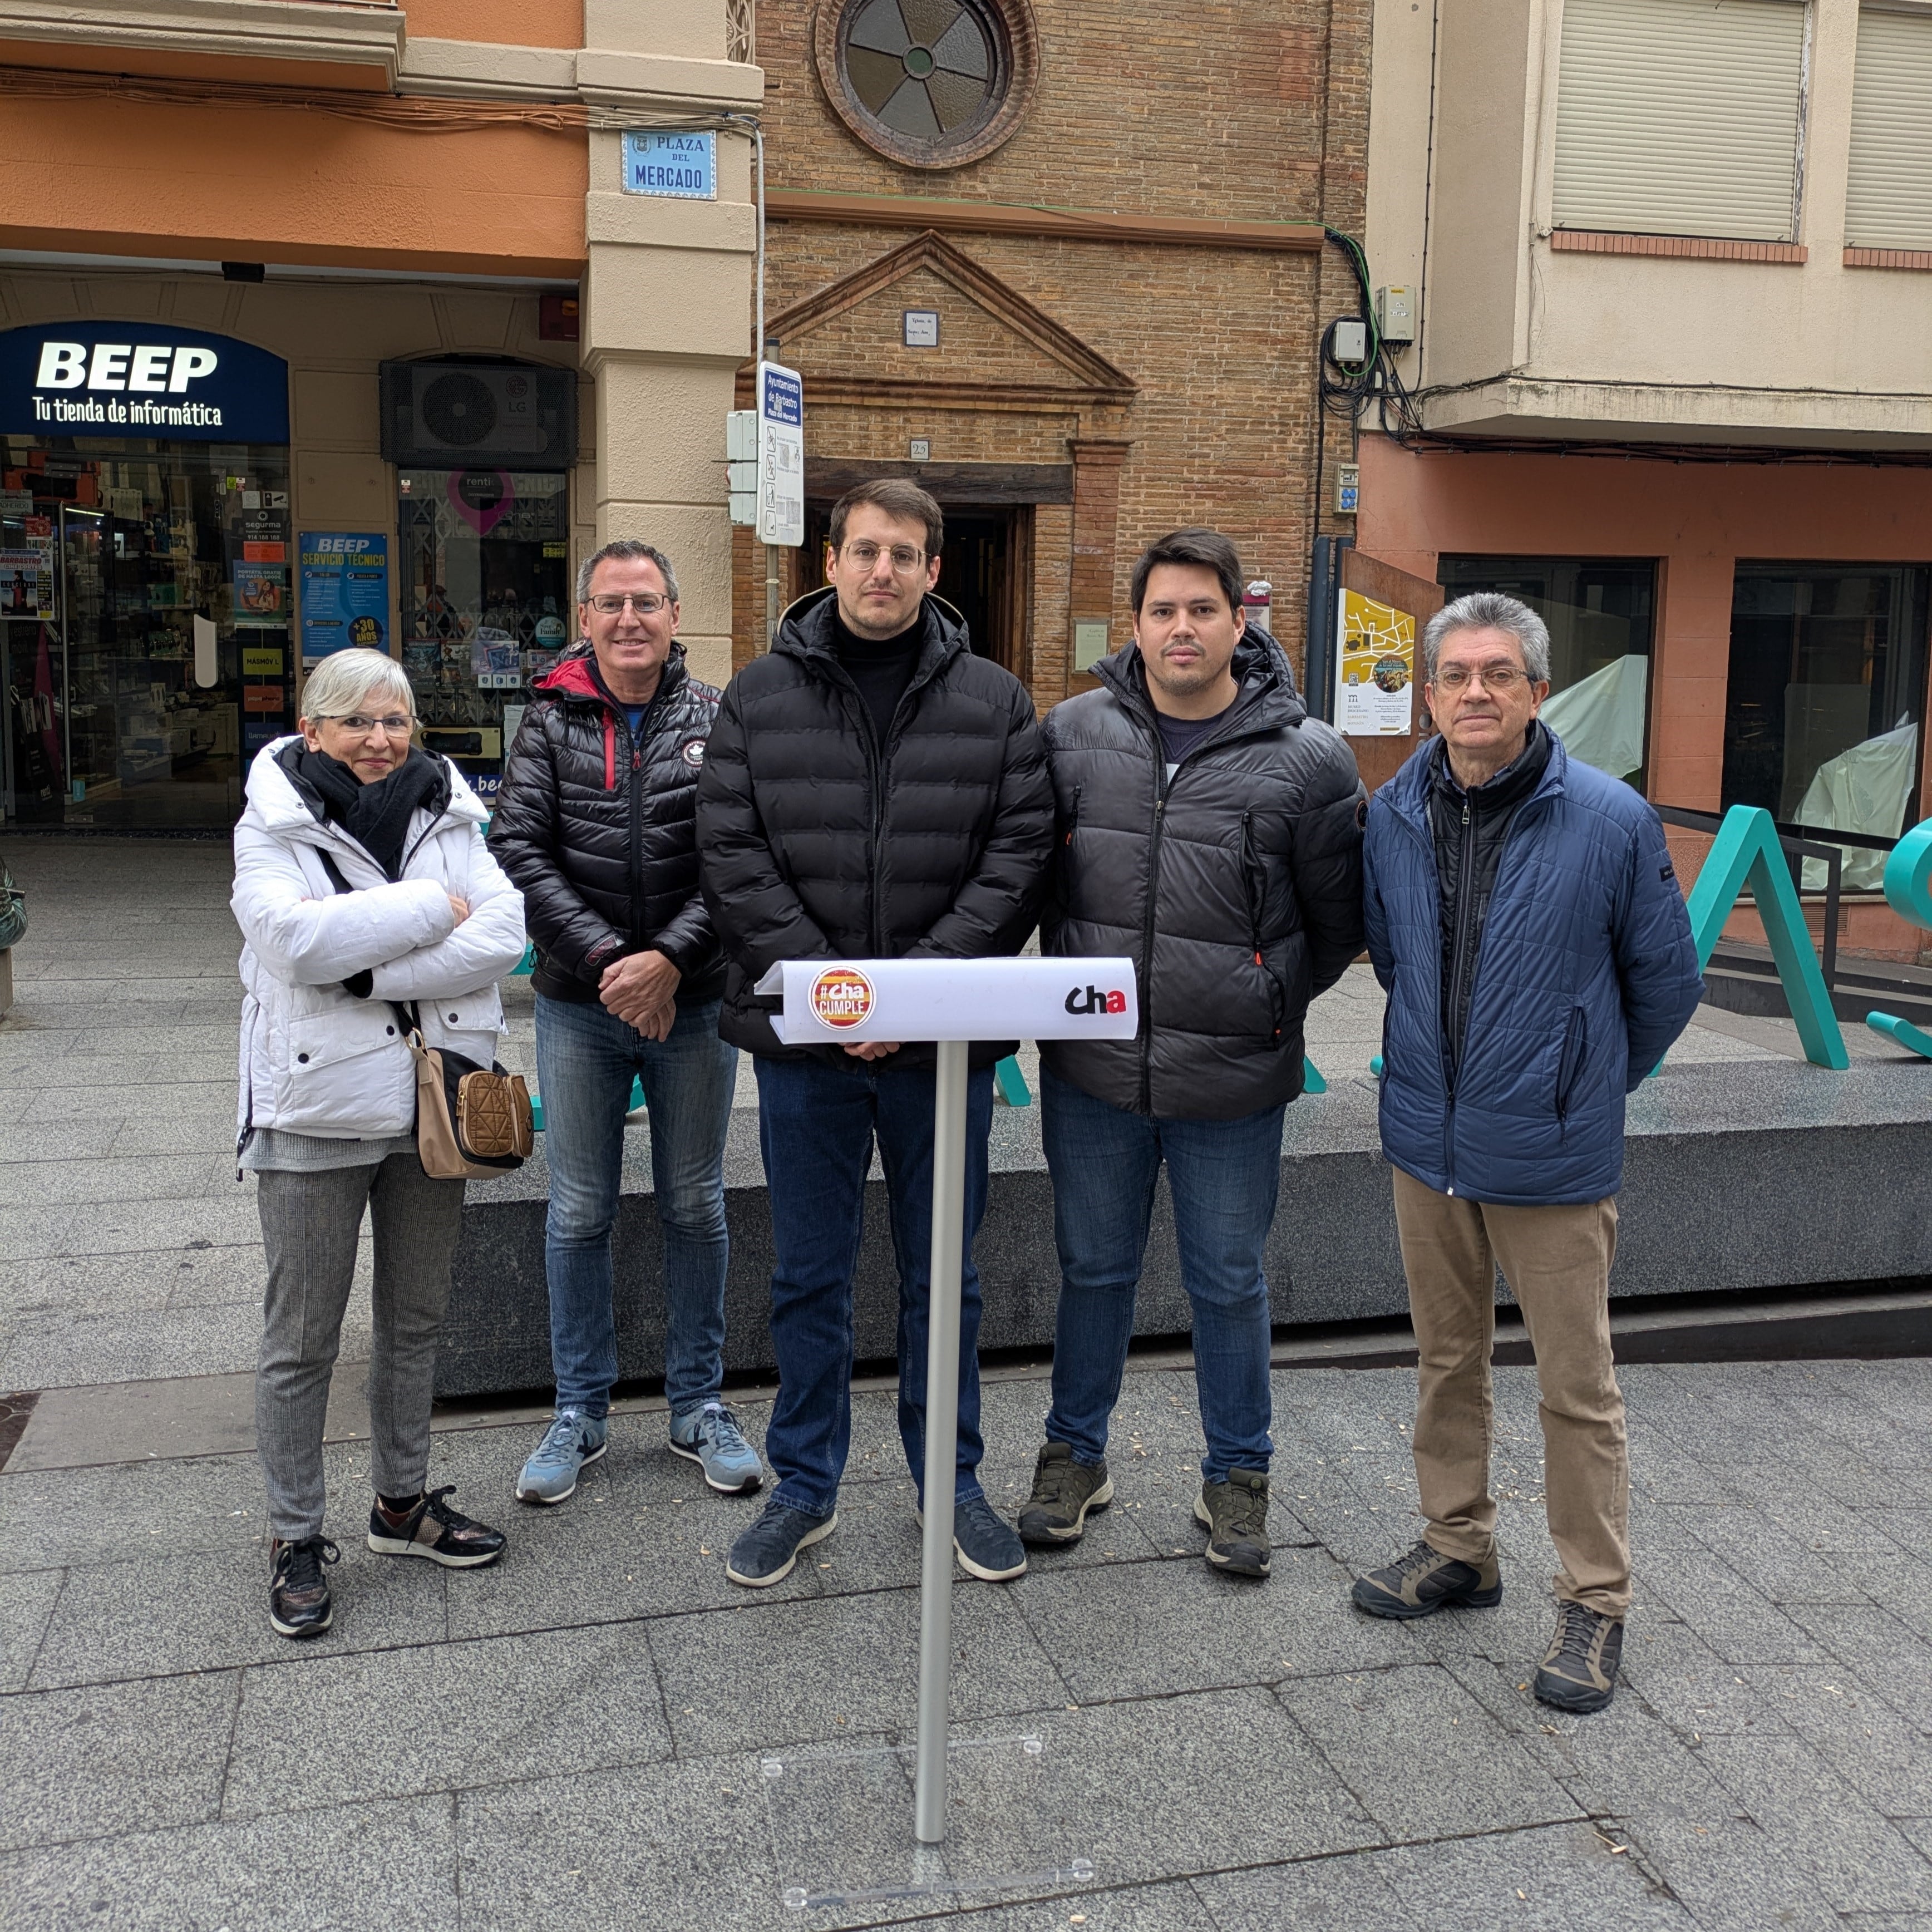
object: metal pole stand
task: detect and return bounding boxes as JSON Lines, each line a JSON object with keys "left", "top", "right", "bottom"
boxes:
{"left": 914, "top": 1037, "right": 969, "bottom": 1844}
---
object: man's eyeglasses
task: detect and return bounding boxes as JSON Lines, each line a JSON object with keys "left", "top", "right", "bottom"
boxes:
{"left": 840, "top": 541, "right": 926, "bottom": 573}
{"left": 327, "top": 714, "right": 415, "bottom": 737}
{"left": 1432, "top": 663, "right": 1531, "bottom": 694}
{"left": 586, "top": 593, "right": 669, "bottom": 616}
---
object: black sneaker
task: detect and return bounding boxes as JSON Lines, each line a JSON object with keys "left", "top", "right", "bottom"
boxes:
{"left": 1017, "top": 1442, "right": 1114, "bottom": 1546}
{"left": 366, "top": 1486, "right": 506, "bottom": 1568}
{"left": 946, "top": 1496, "right": 1028, "bottom": 1582}
{"left": 269, "top": 1535, "right": 340, "bottom": 1639}
{"left": 1352, "top": 1539, "right": 1503, "bottom": 1619}
{"left": 727, "top": 1499, "right": 837, "bottom": 1588}
{"left": 1534, "top": 1601, "right": 1625, "bottom": 1713}
{"left": 1194, "top": 1468, "right": 1271, "bottom": 1578}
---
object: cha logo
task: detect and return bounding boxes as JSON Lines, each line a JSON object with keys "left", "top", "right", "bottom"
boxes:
{"left": 810, "top": 965, "right": 875, "bottom": 1029}
{"left": 681, "top": 738, "right": 705, "bottom": 767}
{"left": 1064, "top": 984, "right": 1128, "bottom": 1016}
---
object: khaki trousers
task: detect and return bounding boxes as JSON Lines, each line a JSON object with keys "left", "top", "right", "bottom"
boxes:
{"left": 1391, "top": 1167, "right": 1630, "bottom": 1617}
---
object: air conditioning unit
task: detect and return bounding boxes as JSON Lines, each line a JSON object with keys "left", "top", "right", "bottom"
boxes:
{"left": 379, "top": 361, "right": 578, "bottom": 469}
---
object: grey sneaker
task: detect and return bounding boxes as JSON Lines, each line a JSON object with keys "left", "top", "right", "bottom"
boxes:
{"left": 1017, "top": 1442, "right": 1113, "bottom": 1546}
{"left": 1194, "top": 1468, "right": 1271, "bottom": 1578}
{"left": 1352, "top": 1539, "right": 1502, "bottom": 1619}
{"left": 727, "top": 1499, "right": 837, "bottom": 1588}
{"left": 669, "top": 1400, "right": 763, "bottom": 1495}
{"left": 1534, "top": 1601, "right": 1624, "bottom": 1713}
{"left": 515, "top": 1408, "right": 608, "bottom": 1506}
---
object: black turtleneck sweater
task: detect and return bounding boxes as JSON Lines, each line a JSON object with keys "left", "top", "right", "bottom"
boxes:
{"left": 831, "top": 606, "right": 921, "bottom": 748}
{"left": 1431, "top": 721, "right": 1552, "bottom": 1077}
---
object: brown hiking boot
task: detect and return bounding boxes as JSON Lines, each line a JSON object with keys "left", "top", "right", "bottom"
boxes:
{"left": 1016, "top": 1442, "right": 1113, "bottom": 1546}
{"left": 1194, "top": 1468, "right": 1270, "bottom": 1578}
{"left": 1534, "top": 1601, "right": 1624, "bottom": 1713}
{"left": 1352, "top": 1539, "right": 1503, "bottom": 1619}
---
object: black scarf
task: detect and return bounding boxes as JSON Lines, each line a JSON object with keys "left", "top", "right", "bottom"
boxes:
{"left": 287, "top": 743, "right": 445, "bottom": 880}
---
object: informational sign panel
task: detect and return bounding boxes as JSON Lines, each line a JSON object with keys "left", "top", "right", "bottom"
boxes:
{"left": 757, "top": 361, "right": 805, "bottom": 548}
{"left": 1335, "top": 586, "right": 1416, "bottom": 737}
{"left": 0, "top": 323, "right": 289, "bottom": 442}
{"left": 0, "top": 543, "right": 52, "bottom": 614}
{"left": 755, "top": 956, "right": 1139, "bottom": 1046}
{"left": 299, "top": 533, "right": 390, "bottom": 659}
{"left": 620, "top": 131, "right": 717, "bottom": 199}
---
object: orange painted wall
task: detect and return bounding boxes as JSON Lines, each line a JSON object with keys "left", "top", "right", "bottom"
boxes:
{"left": 402, "top": 0, "right": 583, "bottom": 47}
{"left": 0, "top": 94, "right": 586, "bottom": 277}
{"left": 1357, "top": 432, "right": 1932, "bottom": 960}
{"left": 1357, "top": 434, "right": 1932, "bottom": 816}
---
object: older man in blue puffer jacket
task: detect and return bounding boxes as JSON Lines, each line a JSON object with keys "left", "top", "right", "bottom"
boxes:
{"left": 1352, "top": 591, "right": 1703, "bottom": 1716}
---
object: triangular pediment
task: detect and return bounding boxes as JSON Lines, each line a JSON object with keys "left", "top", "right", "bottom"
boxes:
{"left": 764, "top": 230, "right": 1137, "bottom": 403}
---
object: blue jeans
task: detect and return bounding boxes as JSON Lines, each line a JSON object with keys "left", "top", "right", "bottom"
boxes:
{"left": 1039, "top": 1062, "right": 1282, "bottom": 1482}
{"left": 755, "top": 1053, "right": 994, "bottom": 1517}
{"left": 534, "top": 993, "right": 737, "bottom": 1420}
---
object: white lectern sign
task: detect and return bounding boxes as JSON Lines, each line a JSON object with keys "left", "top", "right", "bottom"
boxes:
{"left": 760, "top": 956, "right": 1138, "bottom": 1848}
{"left": 755, "top": 955, "right": 1138, "bottom": 1046}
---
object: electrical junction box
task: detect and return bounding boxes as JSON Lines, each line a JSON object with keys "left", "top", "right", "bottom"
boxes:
{"left": 1375, "top": 285, "right": 1416, "bottom": 346}
{"left": 1335, "top": 463, "right": 1360, "bottom": 515}
{"left": 1332, "top": 318, "right": 1368, "bottom": 364}
{"left": 726, "top": 410, "right": 758, "bottom": 526}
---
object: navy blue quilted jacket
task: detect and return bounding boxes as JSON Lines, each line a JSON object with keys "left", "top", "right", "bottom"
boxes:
{"left": 1364, "top": 731, "right": 1703, "bottom": 1205}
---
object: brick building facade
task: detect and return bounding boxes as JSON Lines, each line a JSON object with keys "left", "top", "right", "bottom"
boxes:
{"left": 731, "top": 0, "right": 1372, "bottom": 709}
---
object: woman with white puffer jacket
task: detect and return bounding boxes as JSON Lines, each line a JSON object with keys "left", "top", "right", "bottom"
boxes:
{"left": 232, "top": 647, "right": 526, "bottom": 1642}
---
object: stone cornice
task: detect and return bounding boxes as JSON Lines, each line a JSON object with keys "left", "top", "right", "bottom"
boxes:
{"left": 0, "top": 0, "right": 404, "bottom": 85}
{"left": 767, "top": 189, "right": 1324, "bottom": 254}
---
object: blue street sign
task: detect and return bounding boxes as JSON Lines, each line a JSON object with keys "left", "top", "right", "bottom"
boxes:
{"left": 621, "top": 131, "right": 717, "bottom": 200}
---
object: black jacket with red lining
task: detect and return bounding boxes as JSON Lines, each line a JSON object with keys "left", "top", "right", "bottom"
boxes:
{"left": 487, "top": 644, "right": 724, "bottom": 1007}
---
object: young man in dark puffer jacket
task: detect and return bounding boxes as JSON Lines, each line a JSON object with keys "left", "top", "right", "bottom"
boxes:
{"left": 1017, "top": 528, "right": 1366, "bottom": 1580}
{"left": 697, "top": 479, "right": 1053, "bottom": 1589}
{"left": 489, "top": 540, "right": 760, "bottom": 1509}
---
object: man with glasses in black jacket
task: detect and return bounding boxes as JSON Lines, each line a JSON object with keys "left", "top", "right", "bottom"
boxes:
{"left": 697, "top": 479, "right": 1053, "bottom": 1589}
{"left": 491, "top": 540, "right": 760, "bottom": 1510}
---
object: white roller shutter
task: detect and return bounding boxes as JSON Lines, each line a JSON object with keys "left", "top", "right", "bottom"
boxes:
{"left": 1554, "top": 0, "right": 1808, "bottom": 241}
{"left": 1846, "top": 6, "right": 1932, "bottom": 249}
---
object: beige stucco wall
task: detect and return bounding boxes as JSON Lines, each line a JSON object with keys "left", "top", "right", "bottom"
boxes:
{"left": 1365, "top": 0, "right": 1932, "bottom": 444}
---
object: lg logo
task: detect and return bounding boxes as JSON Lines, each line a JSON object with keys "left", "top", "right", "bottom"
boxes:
{"left": 34, "top": 342, "right": 219, "bottom": 394}
{"left": 1063, "top": 984, "right": 1128, "bottom": 1016}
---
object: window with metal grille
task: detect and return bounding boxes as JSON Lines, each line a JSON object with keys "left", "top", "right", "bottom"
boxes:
{"left": 1552, "top": 0, "right": 1809, "bottom": 241}
{"left": 1846, "top": 4, "right": 1932, "bottom": 249}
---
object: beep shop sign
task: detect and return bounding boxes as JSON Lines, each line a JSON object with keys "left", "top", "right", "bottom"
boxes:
{"left": 0, "top": 324, "right": 290, "bottom": 443}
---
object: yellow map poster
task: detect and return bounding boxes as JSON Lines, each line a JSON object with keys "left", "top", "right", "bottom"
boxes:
{"left": 1336, "top": 588, "right": 1415, "bottom": 736}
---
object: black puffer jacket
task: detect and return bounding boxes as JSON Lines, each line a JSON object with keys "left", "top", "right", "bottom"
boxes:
{"left": 488, "top": 644, "right": 723, "bottom": 1006}
{"left": 696, "top": 586, "right": 1053, "bottom": 1066}
{"left": 1041, "top": 630, "right": 1367, "bottom": 1119}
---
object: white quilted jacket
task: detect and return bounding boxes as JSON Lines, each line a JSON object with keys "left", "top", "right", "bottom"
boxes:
{"left": 232, "top": 739, "right": 527, "bottom": 1142}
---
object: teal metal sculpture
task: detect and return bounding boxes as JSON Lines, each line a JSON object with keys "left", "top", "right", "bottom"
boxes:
{"left": 1682, "top": 805, "right": 1847, "bottom": 1070}
{"left": 1865, "top": 821, "right": 1932, "bottom": 1060}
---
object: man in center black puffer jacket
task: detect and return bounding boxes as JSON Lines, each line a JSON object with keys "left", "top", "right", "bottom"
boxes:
{"left": 1016, "top": 528, "right": 1366, "bottom": 1581}
{"left": 697, "top": 479, "right": 1053, "bottom": 1591}
{"left": 490, "top": 539, "right": 761, "bottom": 1513}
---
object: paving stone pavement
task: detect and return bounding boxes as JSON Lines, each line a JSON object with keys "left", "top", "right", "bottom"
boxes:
{"left": 4, "top": 840, "right": 1931, "bottom": 1928}
{"left": 1, "top": 1358, "right": 1929, "bottom": 1930}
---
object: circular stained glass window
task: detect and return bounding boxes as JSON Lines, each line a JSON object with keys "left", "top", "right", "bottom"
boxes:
{"left": 817, "top": 0, "right": 1039, "bottom": 169}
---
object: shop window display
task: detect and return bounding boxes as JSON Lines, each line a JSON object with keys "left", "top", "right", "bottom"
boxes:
{"left": 1723, "top": 563, "right": 1930, "bottom": 889}
{"left": 397, "top": 468, "right": 571, "bottom": 804}
{"left": 1, "top": 435, "right": 291, "bottom": 830}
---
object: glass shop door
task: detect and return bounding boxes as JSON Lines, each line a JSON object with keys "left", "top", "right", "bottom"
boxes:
{"left": 397, "top": 468, "right": 571, "bottom": 808}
